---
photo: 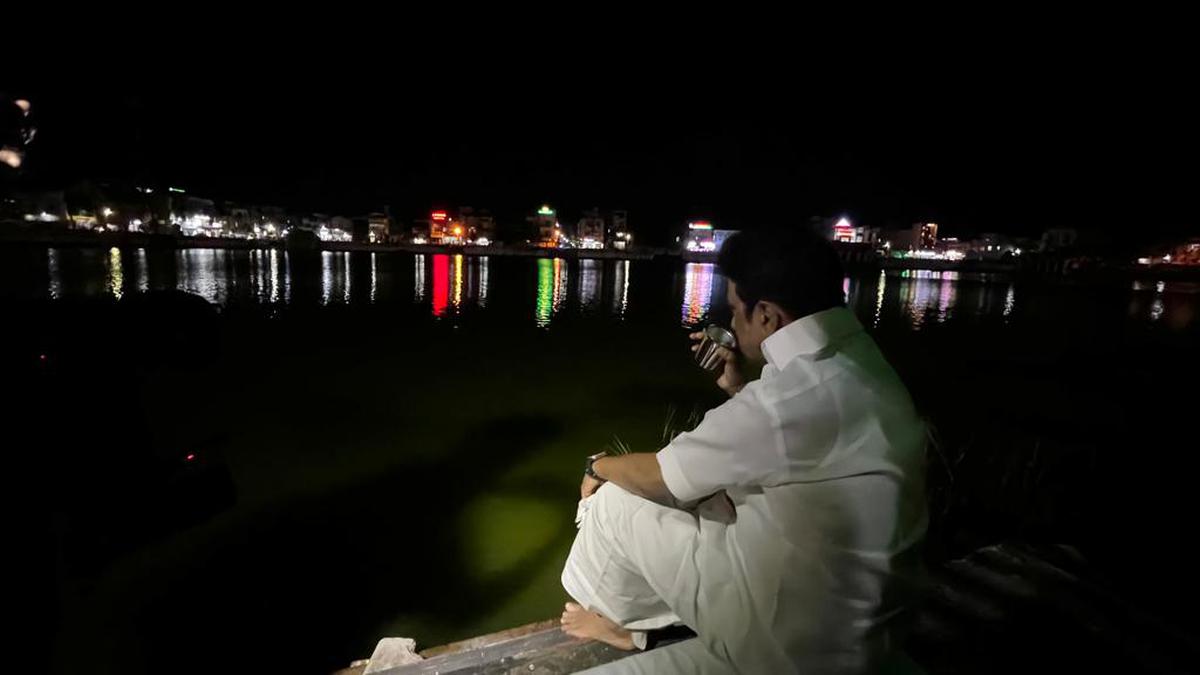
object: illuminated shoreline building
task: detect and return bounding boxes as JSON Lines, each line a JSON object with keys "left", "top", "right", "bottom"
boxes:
{"left": 684, "top": 220, "right": 716, "bottom": 252}
{"left": 575, "top": 207, "right": 606, "bottom": 249}
{"left": 529, "top": 204, "right": 559, "bottom": 248}
{"left": 815, "top": 216, "right": 881, "bottom": 245}
{"left": 429, "top": 209, "right": 466, "bottom": 244}
{"left": 366, "top": 212, "right": 390, "bottom": 244}
{"left": 459, "top": 206, "right": 496, "bottom": 245}
{"left": 883, "top": 223, "right": 938, "bottom": 253}
{"left": 609, "top": 210, "right": 633, "bottom": 250}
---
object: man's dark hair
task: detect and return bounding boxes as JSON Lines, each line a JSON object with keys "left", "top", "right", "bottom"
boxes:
{"left": 717, "top": 227, "right": 846, "bottom": 320}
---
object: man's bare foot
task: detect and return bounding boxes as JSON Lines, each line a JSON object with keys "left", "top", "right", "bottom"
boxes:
{"left": 560, "top": 602, "right": 636, "bottom": 651}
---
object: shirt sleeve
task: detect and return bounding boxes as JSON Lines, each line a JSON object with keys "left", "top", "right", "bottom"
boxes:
{"left": 655, "top": 390, "right": 782, "bottom": 503}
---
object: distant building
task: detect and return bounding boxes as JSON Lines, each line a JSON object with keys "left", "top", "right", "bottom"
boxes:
{"left": 172, "top": 196, "right": 219, "bottom": 237}
{"left": 301, "top": 214, "right": 351, "bottom": 242}
{"left": 811, "top": 216, "right": 880, "bottom": 245}
{"left": 296, "top": 213, "right": 324, "bottom": 232}
{"left": 8, "top": 190, "right": 68, "bottom": 225}
{"left": 239, "top": 205, "right": 284, "bottom": 239}
{"left": 684, "top": 220, "right": 716, "bottom": 252}
{"left": 918, "top": 223, "right": 938, "bottom": 249}
{"left": 247, "top": 206, "right": 287, "bottom": 237}
{"left": 836, "top": 218, "right": 880, "bottom": 245}
{"left": 328, "top": 215, "right": 353, "bottom": 241}
{"left": 460, "top": 206, "right": 496, "bottom": 244}
{"left": 713, "top": 229, "right": 739, "bottom": 251}
{"left": 1171, "top": 239, "right": 1200, "bottom": 265}
{"left": 79, "top": 184, "right": 161, "bottom": 233}
{"left": 410, "top": 222, "right": 431, "bottom": 244}
{"left": 1040, "top": 228, "right": 1079, "bottom": 252}
{"left": 968, "top": 233, "right": 1019, "bottom": 260}
{"left": 1141, "top": 238, "right": 1200, "bottom": 266}
{"left": 259, "top": 206, "right": 287, "bottom": 226}
{"left": 4, "top": 189, "right": 68, "bottom": 225}
{"left": 422, "top": 209, "right": 472, "bottom": 244}
{"left": 429, "top": 210, "right": 452, "bottom": 243}
{"left": 528, "top": 204, "right": 559, "bottom": 247}
{"left": 576, "top": 207, "right": 606, "bottom": 249}
{"left": 68, "top": 210, "right": 98, "bottom": 230}
{"left": 884, "top": 223, "right": 938, "bottom": 252}
{"left": 939, "top": 237, "right": 971, "bottom": 259}
{"left": 366, "top": 212, "right": 390, "bottom": 244}
{"left": 222, "top": 203, "right": 253, "bottom": 238}
{"left": 609, "top": 210, "right": 633, "bottom": 250}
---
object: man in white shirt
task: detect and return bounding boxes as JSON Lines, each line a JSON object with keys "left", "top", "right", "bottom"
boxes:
{"left": 559, "top": 228, "right": 928, "bottom": 674}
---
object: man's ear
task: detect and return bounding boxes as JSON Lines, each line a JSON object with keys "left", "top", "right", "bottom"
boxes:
{"left": 755, "top": 301, "right": 786, "bottom": 333}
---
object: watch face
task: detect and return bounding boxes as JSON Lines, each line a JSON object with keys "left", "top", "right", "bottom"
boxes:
{"left": 586, "top": 454, "right": 603, "bottom": 477}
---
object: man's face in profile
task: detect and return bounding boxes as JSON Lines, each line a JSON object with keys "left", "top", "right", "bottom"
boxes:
{"left": 727, "top": 280, "right": 765, "bottom": 365}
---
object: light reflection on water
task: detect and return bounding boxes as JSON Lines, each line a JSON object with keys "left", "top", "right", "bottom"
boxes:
{"left": 47, "top": 248, "right": 62, "bottom": 299}
{"left": 614, "top": 260, "right": 630, "bottom": 318}
{"left": 412, "top": 253, "right": 495, "bottom": 318}
{"left": 106, "top": 247, "right": 124, "bottom": 300}
{"left": 1151, "top": 299, "right": 1165, "bottom": 321}
{"left": 479, "top": 257, "right": 490, "bottom": 308}
{"left": 136, "top": 248, "right": 149, "bottom": 293}
{"left": 535, "top": 258, "right": 569, "bottom": 328}
{"left": 283, "top": 251, "right": 292, "bottom": 304}
{"left": 432, "top": 254, "right": 449, "bottom": 316}
{"left": 178, "top": 249, "right": 231, "bottom": 305}
{"left": 320, "top": 251, "right": 352, "bottom": 306}
{"left": 21, "top": 248, "right": 1200, "bottom": 331}
{"left": 873, "top": 271, "right": 886, "bottom": 327}
{"left": 414, "top": 254, "right": 426, "bottom": 302}
{"left": 269, "top": 249, "right": 281, "bottom": 303}
{"left": 681, "top": 262, "right": 715, "bottom": 327}
{"left": 579, "top": 259, "right": 601, "bottom": 310}
{"left": 1127, "top": 278, "right": 1199, "bottom": 327}
{"left": 320, "top": 251, "right": 333, "bottom": 306}
{"left": 892, "top": 270, "right": 963, "bottom": 330}
{"left": 453, "top": 254, "right": 463, "bottom": 311}
{"left": 370, "top": 252, "right": 377, "bottom": 304}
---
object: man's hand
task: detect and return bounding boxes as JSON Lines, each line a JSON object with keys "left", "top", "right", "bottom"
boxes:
{"left": 582, "top": 453, "right": 675, "bottom": 507}
{"left": 689, "top": 331, "right": 746, "bottom": 397}
{"left": 581, "top": 473, "right": 605, "bottom": 499}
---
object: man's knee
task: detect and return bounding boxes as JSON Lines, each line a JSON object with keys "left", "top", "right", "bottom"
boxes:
{"left": 594, "top": 480, "right": 629, "bottom": 499}
{"left": 592, "top": 480, "right": 641, "bottom": 513}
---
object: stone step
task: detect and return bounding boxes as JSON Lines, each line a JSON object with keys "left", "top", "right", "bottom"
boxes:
{"left": 342, "top": 542, "right": 1200, "bottom": 675}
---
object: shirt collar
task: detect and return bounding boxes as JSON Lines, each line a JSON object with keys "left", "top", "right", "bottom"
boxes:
{"left": 761, "top": 307, "right": 863, "bottom": 367}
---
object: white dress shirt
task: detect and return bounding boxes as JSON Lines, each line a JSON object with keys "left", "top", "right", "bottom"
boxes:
{"left": 655, "top": 307, "right": 928, "bottom": 673}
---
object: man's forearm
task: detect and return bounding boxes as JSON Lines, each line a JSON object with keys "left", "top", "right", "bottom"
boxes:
{"left": 592, "top": 452, "right": 675, "bottom": 506}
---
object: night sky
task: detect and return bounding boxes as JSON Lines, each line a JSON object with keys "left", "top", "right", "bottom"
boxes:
{"left": 11, "top": 72, "right": 1197, "bottom": 246}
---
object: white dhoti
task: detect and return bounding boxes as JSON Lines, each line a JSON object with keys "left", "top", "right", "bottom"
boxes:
{"left": 561, "top": 309, "right": 931, "bottom": 674}
{"left": 561, "top": 482, "right": 737, "bottom": 673}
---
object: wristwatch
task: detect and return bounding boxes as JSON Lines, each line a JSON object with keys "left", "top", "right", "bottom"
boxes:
{"left": 584, "top": 452, "right": 607, "bottom": 480}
